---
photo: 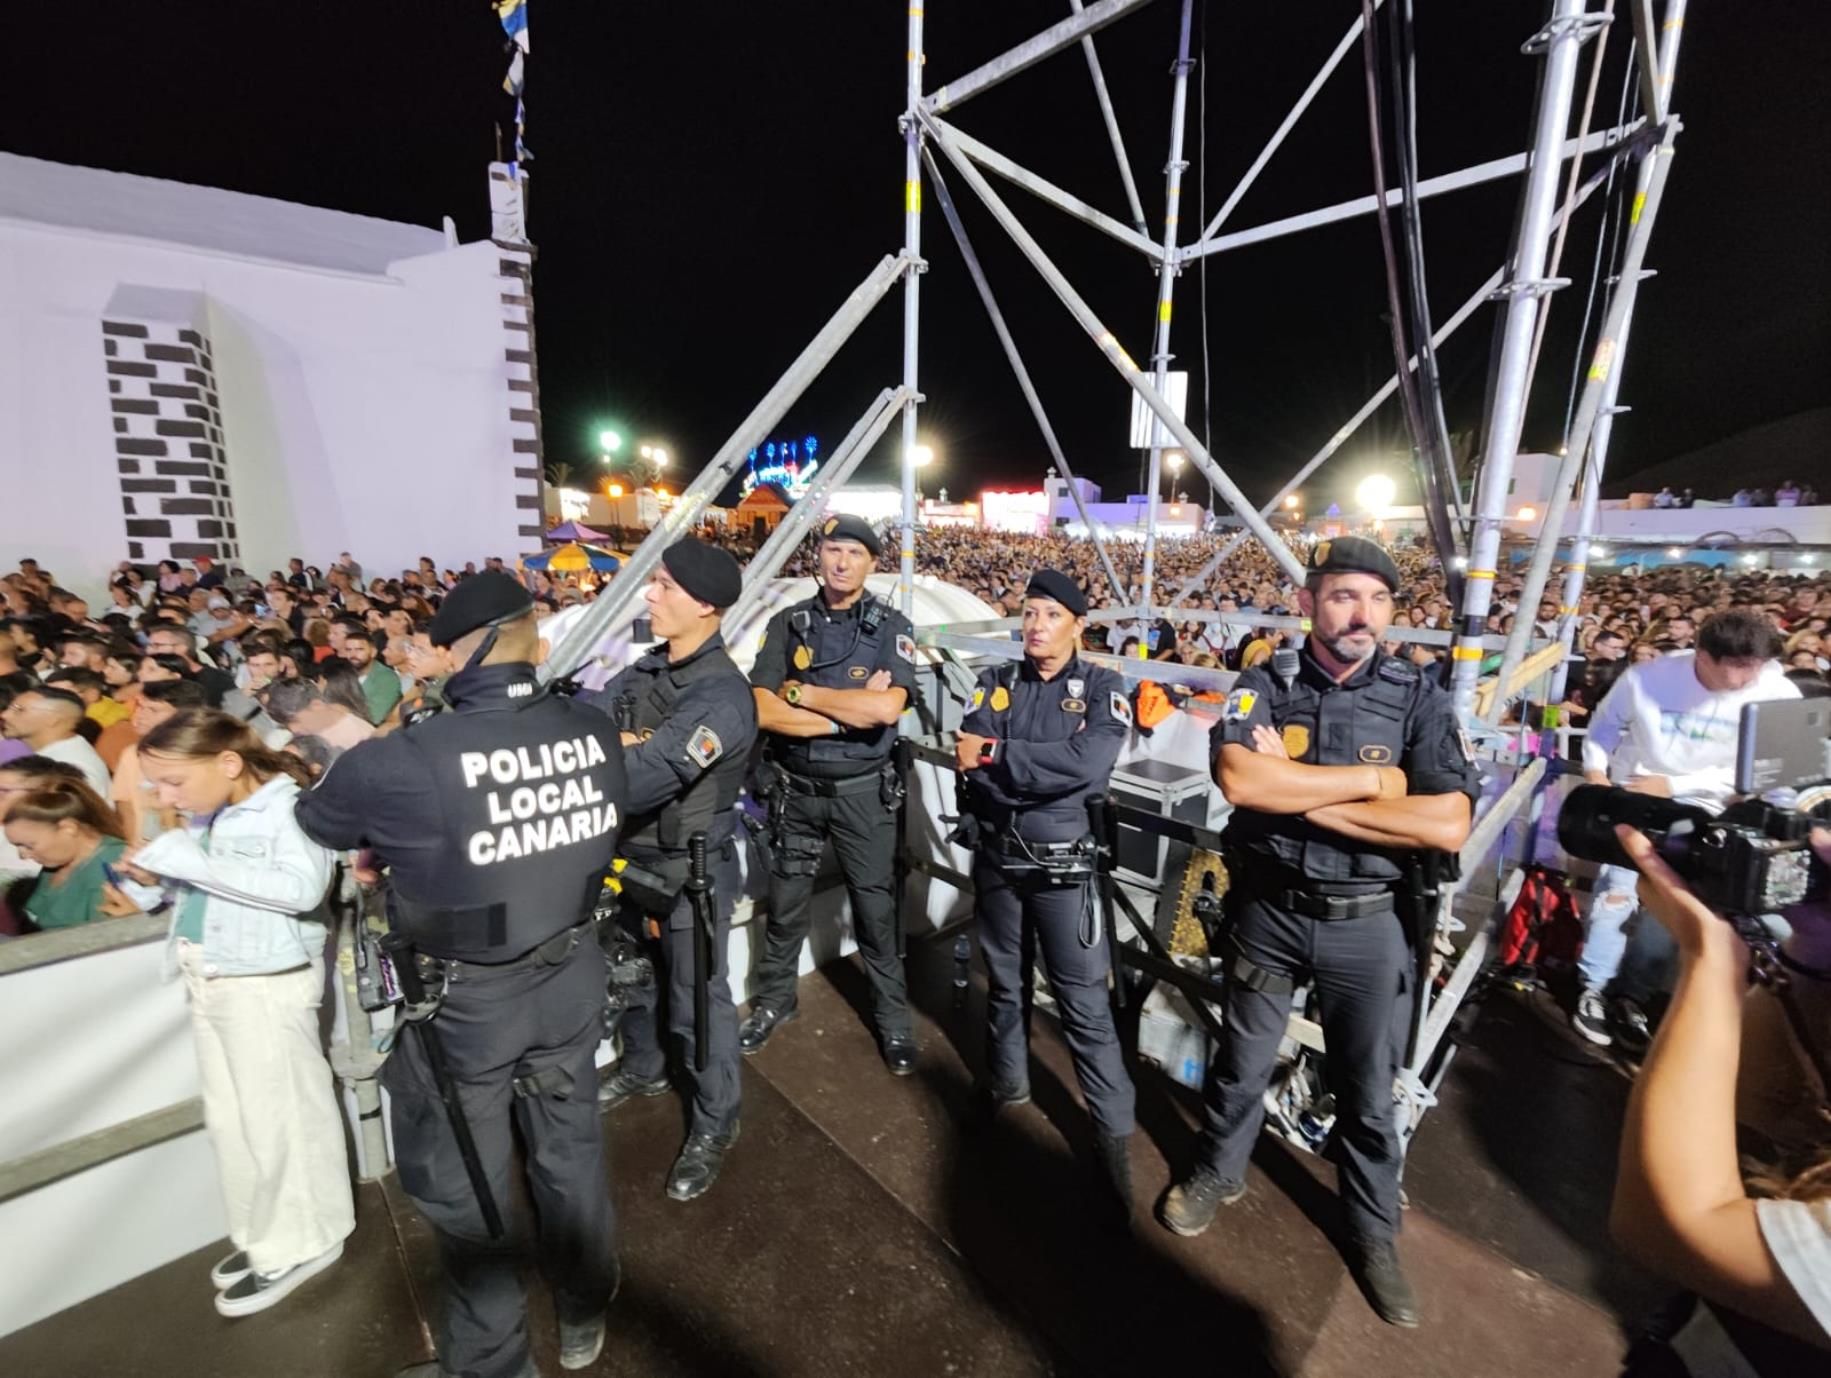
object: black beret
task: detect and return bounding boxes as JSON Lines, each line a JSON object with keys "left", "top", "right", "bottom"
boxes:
{"left": 1306, "top": 536, "right": 1400, "bottom": 592}
{"left": 661, "top": 538, "right": 743, "bottom": 610}
{"left": 817, "top": 513, "right": 883, "bottom": 558}
{"left": 426, "top": 570, "right": 533, "bottom": 647}
{"left": 1024, "top": 568, "right": 1088, "bottom": 617}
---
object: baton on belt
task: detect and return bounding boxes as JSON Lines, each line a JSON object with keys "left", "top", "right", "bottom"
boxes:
{"left": 380, "top": 931, "right": 505, "bottom": 1239}
{"left": 1087, "top": 794, "right": 1126, "bottom": 1012}
{"left": 685, "top": 832, "right": 715, "bottom": 1073}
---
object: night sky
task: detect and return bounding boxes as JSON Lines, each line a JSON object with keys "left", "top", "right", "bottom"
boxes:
{"left": 9, "top": 2, "right": 1828, "bottom": 510}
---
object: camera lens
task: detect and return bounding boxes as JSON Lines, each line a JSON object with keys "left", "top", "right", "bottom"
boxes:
{"left": 1557, "top": 785, "right": 1716, "bottom": 870}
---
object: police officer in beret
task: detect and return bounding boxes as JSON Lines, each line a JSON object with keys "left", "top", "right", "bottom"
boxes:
{"left": 1160, "top": 536, "right": 1478, "bottom": 1328}
{"left": 585, "top": 539, "right": 757, "bottom": 1202}
{"left": 956, "top": 568, "right": 1138, "bottom": 1224}
{"left": 296, "top": 571, "right": 626, "bottom": 1378}
{"left": 740, "top": 514, "right": 921, "bottom": 1073}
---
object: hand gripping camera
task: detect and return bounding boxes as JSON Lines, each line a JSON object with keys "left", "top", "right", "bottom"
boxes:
{"left": 1558, "top": 697, "right": 1831, "bottom": 917}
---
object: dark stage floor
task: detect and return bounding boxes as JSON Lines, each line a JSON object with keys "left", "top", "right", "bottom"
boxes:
{"left": 3, "top": 933, "right": 1660, "bottom": 1377}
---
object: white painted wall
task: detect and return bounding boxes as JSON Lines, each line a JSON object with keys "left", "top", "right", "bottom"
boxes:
{"left": 0, "top": 215, "right": 527, "bottom": 598}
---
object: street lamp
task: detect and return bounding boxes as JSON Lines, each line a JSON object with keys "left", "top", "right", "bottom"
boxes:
{"left": 909, "top": 443, "right": 935, "bottom": 468}
{"left": 1356, "top": 473, "right": 1396, "bottom": 514}
{"left": 1517, "top": 505, "right": 1538, "bottom": 522}
{"left": 1164, "top": 450, "right": 1185, "bottom": 502}
{"left": 1283, "top": 494, "right": 1300, "bottom": 509}
{"left": 597, "top": 429, "right": 623, "bottom": 455}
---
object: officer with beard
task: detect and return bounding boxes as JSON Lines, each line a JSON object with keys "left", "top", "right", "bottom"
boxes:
{"left": 586, "top": 539, "right": 757, "bottom": 1202}
{"left": 740, "top": 514, "right": 919, "bottom": 1072}
{"left": 1159, "top": 537, "right": 1477, "bottom": 1329}
{"left": 296, "top": 571, "right": 626, "bottom": 1378}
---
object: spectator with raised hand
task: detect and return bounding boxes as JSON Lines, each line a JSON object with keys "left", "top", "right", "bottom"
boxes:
{"left": 1609, "top": 824, "right": 1831, "bottom": 1372}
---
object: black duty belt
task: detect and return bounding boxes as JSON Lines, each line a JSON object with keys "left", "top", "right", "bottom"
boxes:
{"left": 430, "top": 919, "right": 593, "bottom": 979}
{"left": 1263, "top": 888, "right": 1395, "bottom": 920}
{"left": 780, "top": 769, "right": 883, "bottom": 799}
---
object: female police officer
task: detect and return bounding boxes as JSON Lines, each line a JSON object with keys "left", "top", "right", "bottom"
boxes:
{"left": 955, "top": 568, "right": 1137, "bottom": 1225}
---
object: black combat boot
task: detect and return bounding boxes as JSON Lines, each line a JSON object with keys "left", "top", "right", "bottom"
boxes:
{"left": 1345, "top": 1238, "right": 1421, "bottom": 1328}
{"left": 1158, "top": 1165, "right": 1248, "bottom": 1237}
{"left": 737, "top": 1002, "right": 798, "bottom": 1055}
{"left": 667, "top": 1122, "right": 740, "bottom": 1201}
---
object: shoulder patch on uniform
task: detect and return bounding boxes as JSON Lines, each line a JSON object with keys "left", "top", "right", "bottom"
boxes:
{"left": 970, "top": 685, "right": 986, "bottom": 710}
{"left": 1109, "top": 690, "right": 1132, "bottom": 726}
{"left": 896, "top": 633, "right": 915, "bottom": 662}
{"left": 1457, "top": 728, "right": 1476, "bottom": 764}
{"left": 686, "top": 725, "right": 724, "bottom": 769}
{"left": 1067, "top": 677, "right": 1084, "bottom": 699}
{"left": 1377, "top": 657, "right": 1421, "bottom": 684}
{"left": 1221, "top": 688, "right": 1257, "bottom": 723}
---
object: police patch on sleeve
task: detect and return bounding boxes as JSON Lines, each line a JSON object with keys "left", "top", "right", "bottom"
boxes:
{"left": 686, "top": 725, "right": 724, "bottom": 769}
{"left": 971, "top": 685, "right": 986, "bottom": 710}
{"left": 1109, "top": 690, "right": 1133, "bottom": 726}
{"left": 1222, "top": 688, "right": 1257, "bottom": 723}
{"left": 896, "top": 633, "right": 915, "bottom": 662}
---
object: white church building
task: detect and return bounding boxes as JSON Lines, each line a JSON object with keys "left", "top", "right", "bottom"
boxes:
{"left": 0, "top": 153, "right": 546, "bottom": 592}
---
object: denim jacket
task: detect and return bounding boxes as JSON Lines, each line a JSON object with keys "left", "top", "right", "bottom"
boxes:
{"left": 138, "top": 776, "right": 334, "bottom": 979}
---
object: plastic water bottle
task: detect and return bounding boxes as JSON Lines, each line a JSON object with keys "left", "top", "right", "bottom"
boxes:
{"left": 952, "top": 934, "right": 971, "bottom": 1008}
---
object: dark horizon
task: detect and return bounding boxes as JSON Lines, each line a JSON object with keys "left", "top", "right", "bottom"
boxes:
{"left": 7, "top": 2, "right": 1827, "bottom": 514}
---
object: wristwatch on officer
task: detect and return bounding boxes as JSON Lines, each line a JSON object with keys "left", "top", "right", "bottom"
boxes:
{"left": 978, "top": 737, "right": 1001, "bottom": 766}
{"left": 784, "top": 683, "right": 804, "bottom": 707}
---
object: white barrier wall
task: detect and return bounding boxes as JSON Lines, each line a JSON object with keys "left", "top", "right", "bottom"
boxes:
{"left": 0, "top": 153, "right": 541, "bottom": 597}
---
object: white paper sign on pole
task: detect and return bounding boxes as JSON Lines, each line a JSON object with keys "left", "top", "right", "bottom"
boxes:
{"left": 1128, "top": 370, "right": 1188, "bottom": 449}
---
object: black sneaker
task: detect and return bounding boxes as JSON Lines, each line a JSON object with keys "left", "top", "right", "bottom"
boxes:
{"left": 1571, "top": 987, "right": 1613, "bottom": 1047}
{"left": 1612, "top": 996, "right": 1653, "bottom": 1057}
{"left": 209, "top": 1248, "right": 252, "bottom": 1291}
{"left": 737, "top": 1003, "right": 798, "bottom": 1055}
{"left": 213, "top": 1241, "right": 344, "bottom": 1318}
{"left": 667, "top": 1123, "right": 740, "bottom": 1201}
{"left": 1159, "top": 1166, "right": 1247, "bottom": 1238}
{"left": 880, "top": 1035, "right": 918, "bottom": 1077}
{"left": 598, "top": 1066, "right": 671, "bottom": 1111}
{"left": 1345, "top": 1239, "right": 1421, "bottom": 1328}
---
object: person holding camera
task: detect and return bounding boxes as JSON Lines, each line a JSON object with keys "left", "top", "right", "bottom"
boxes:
{"left": 1572, "top": 610, "right": 1800, "bottom": 1050}
{"left": 1609, "top": 824, "right": 1830, "bottom": 1372}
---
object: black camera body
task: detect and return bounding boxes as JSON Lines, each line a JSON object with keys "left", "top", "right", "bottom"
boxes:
{"left": 1558, "top": 786, "right": 1825, "bottom": 917}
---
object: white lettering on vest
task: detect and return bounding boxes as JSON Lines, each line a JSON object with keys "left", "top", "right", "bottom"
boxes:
{"left": 460, "top": 752, "right": 489, "bottom": 789}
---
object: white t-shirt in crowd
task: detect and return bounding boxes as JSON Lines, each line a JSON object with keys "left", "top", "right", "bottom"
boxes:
{"left": 1756, "top": 1196, "right": 1831, "bottom": 1342}
{"left": 39, "top": 734, "right": 111, "bottom": 796}
{"left": 1582, "top": 653, "right": 1800, "bottom": 805}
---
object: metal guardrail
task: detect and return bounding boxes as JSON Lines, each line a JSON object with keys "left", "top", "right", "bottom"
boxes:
{"left": 0, "top": 1100, "right": 204, "bottom": 1205}
{"left": 0, "top": 912, "right": 165, "bottom": 975}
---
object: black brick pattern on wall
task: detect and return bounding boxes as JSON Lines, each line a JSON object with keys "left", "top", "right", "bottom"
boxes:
{"left": 498, "top": 243, "right": 545, "bottom": 559}
{"left": 101, "top": 318, "right": 240, "bottom": 566}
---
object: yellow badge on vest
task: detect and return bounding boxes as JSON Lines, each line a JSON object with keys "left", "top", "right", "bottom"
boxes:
{"left": 793, "top": 644, "right": 812, "bottom": 671}
{"left": 990, "top": 685, "right": 1011, "bottom": 712}
{"left": 1281, "top": 724, "right": 1310, "bottom": 758}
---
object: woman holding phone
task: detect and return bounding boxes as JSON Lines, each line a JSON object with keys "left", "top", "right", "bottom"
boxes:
{"left": 122, "top": 709, "right": 355, "bottom": 1319}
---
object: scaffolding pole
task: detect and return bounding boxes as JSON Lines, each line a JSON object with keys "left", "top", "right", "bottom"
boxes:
{"left": 540, "top": 253, "right": 912, "bottom": 681}
{"left": 725, "top": 386, "right": 912, "bottom": 631}
{"left": 942, "top": 124, "right": 1163, "bottom": 262}
{"left": 1482, "top": 131, "right": 1674, "bottom": 721}
{"left": 1069, "top": 0, "right": 1150, "bottom": 237}
{"left": 924, "top": 153, "right": 1130, "bottom": 605}
{"left": 1139, "top": 0, "right": 1197, "bottom": 624}
{"left": 922, "top": 111, "right": 1307, "bottom": 585}
{"left": 898, "top": 5, "right": 926, "bottom": 620}
{"left": 924, "top": 0, "right": 1158, "bottom": 115}
{"left": 1447, "top": 0, "right": 1605, "bottom": 717}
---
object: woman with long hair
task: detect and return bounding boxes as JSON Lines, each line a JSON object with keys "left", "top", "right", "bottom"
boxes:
{"left": 123, "top": 709, "right": 355, "bottom": 1319}
{"left": 1, "top": 777, "right": 137, "bottom": 929}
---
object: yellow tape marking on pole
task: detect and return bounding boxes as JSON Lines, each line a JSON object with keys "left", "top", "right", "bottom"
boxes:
{"left": 1451, "top": 645, "right": 1484, "bottom": 661}
{"left": 1157, "top": 300, "right": 1173, "bottom": 323}
{"left": 1629, "top": 191, "right": 1648, "bottom": 226}
{"left": 1588, "top": 337, "right": 1617, "bottom": 383}
{"left": 905, "top": 180, "right": 922, "bottom": 214}
{"left": 1466, "top": 568, "right": 1496, "bottom": 581}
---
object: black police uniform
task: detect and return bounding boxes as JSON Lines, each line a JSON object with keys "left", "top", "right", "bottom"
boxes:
{"left": 959, "top": 654, "right": 1136, "bottom": 1136}
{"left": 747, "top": 590, "right": 918, "bottom": 1041}
{"left": 585, "top": 631, "right": 757, "bottom": 1140}
{"left": 1199, "top": 646, "right": 1478, "bottom": 1246}
{"left": 296, "top": 658, "right": 626, "bottom": 1378}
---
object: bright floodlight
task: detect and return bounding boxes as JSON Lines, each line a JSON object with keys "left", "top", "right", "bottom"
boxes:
{"left": 607, "top": 482, "right": 624, "bottom": 498}
{"left": 653, "top": 448, "right": 669, "bottom": 466}
{"left": 598, "top": 429, "right": 623, "bottom": 453}
{"left": 639, "top": 444, "right": 652, "bottom": 460}
{"left": 1589, "top": 543, "right": 1608, "bottom": 559}
{"left": 1517, "top": 506, "right": 1538, "bottom": 522}
{"left": 1283, "top": 494, "right": 1300, "bottom": 509}
{"left": 1666, "top": 547, "right": 1684, "bottom": 559}
{"left": 1165, "top": 450, "right": 1185, "bottom": 474}
{"left": 909, "top": 444, "right": 935, "bottom": 467}
{"left": 1356, "top": 473, "right": 1396, "bottom": 512}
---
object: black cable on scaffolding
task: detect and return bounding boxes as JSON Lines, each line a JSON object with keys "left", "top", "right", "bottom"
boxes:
{"left": 1358, "top": 0, "right": 1463, "bottom": 606}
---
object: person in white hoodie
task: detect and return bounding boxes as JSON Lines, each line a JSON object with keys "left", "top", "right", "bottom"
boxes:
{"left": 120, "top": 709, "right": 355, "bottom": 1319}
{"left": 1572, "top": 610, "right": 1800, "bottom": 1049}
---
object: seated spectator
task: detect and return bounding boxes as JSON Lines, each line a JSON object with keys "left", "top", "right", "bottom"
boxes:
{"left": 113, "top": 678, "right": 210, "bottom": 844}
{"left": 144, "top": 624, "right": 233, "bottom": 707}
{"left": 341, "top": 629, "right": 401, "bottom": 724}
{"left": 46, "top": 666, "right": 130, "bottom": 729}
{"left": 303, "top": 618, "right": 334, "bottom": 663}
{"left": 1, "top": 685, "right": 109, "bottom": 793}
{"left": 1653, "top": 487, "right": 1677, "bottom": 509}
{"left": 3, "top": 778, "right": 136, "bottom": 931}
{"left": 264, "top": 678, "right": 376, "bottom": 755}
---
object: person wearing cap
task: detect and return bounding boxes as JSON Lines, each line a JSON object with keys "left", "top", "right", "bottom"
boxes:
{"left": 584, "top": 538, "right": 757, "bottom": 1202}
{"left": 954, "top": 567, "right": 1139, "bottom": 1227}
{"left": 740, "top": 512, "right": 921, "bottom": 1072}
{"left": 1160, "top": 535, "right": 1478, "bottom": 1329}
{"left": 295, "top": 569, "right": 628, "bottom": 1378}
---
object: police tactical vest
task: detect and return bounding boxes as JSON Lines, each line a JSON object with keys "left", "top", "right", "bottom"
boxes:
{"left": 966, "top": 656, "right": 1121, "bottom": 842}
{"left": 1231, "top": 651, "right": 1424, "bottom": 884}
{"left": 390, "top": 663, "right": 626, "bottom": 962}
{"left": 620, "top": 643, "right": 750, "bottom": 858}
{"left": 773, "top": 592, "right": 899, "bottom": 772}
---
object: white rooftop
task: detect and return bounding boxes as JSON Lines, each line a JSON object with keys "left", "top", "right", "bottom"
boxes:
{"left": 0, "top": 151, "right": 450, "bottom": 276}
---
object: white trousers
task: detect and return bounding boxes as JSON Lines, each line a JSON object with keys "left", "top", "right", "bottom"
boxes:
{"left": 178, "top": 944, "right": 356, "bottom": 1273}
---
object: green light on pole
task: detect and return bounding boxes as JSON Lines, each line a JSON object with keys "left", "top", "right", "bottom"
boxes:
{"left": 597, "top": 429, "right": 623, "bottom": 455}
